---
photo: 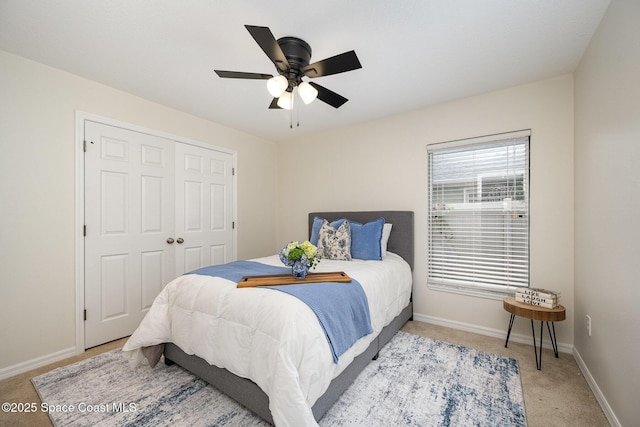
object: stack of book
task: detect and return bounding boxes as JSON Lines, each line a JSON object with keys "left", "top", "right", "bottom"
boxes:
{"left": 514, "top": 287, "right": 561, "bottom": 309}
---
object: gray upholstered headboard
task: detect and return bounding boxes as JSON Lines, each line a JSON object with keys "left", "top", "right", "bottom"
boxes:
{"left": 308, "top": 211, "right": 414, "bottom": 271}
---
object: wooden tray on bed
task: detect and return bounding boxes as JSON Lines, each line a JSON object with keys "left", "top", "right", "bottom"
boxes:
{"left": 237, "top": 271, "right": 352, "bottom": 288}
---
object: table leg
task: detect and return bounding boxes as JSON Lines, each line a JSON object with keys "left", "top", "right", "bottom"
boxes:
{"left": 531, "top": 319, "right": 543, "bottom": 370}
{"left": 505, "top": 314, "right": 515, "bottom": 348}
{"left": 538, "top": 320, "right": 544, "bottom": 369}
{"left": 546, "top": 321, "right": 559, "bottom": 358}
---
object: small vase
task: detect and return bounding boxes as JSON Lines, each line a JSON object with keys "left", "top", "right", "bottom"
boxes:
{"left": 292, "top": 261, "right": 309, "bottom": 279}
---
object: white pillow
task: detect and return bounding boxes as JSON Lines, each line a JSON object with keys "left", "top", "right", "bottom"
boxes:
{"left": 381, "top": 223, "right": 392, "bottom": 254}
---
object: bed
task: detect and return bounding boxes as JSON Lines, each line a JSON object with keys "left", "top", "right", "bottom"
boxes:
{"left": 123, "top": 210, "right": 414, "bottom": 426}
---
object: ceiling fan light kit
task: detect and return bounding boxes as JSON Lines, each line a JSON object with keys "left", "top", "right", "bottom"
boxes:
{"left": 266, "top": 75, "right": 288, "bottom": 97}
{"left": 297, "top": 81, "right": 318, "bottom": 104}
{"left": 276, "top": 90, "right": 294, "bottom": 110}
{"left": 214, "top": 25, "right": 362, "bottom": 121}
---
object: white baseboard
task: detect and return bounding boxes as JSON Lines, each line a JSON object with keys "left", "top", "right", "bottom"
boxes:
{"left": 412, "top": 312, "right": 574, "bottom": 354}
{"left": 573, "top": 348, "right": 619, "bottom": 427}
{"left": 0, "top": 347, "right": 77, "bottom": 381}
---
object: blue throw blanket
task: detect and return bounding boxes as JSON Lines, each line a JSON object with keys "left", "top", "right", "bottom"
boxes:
{"left": 186, "top": 261, "right": 373, "bottom": 363}
{"left": 188, "top": 260, "right": 291, "bottom": 282}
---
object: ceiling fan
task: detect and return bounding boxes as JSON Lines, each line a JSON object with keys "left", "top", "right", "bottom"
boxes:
{"left": 214, "top": 25, "right": 362, "bottom": 110}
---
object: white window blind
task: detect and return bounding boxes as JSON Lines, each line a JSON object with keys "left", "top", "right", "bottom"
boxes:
{"left": 427, "top": 130, "right": 530, "bottom": 295}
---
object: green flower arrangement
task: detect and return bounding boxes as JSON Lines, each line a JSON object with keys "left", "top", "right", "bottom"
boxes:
{"left": 279, "top": 240, "right": 321, "bottom": 269}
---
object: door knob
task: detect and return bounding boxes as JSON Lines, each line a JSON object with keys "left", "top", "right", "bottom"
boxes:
{"left": 176, "top": 237, "right": 184, "bottom": 244}
{"left": 166, "top": 238, "right": 175, "bottom": 244}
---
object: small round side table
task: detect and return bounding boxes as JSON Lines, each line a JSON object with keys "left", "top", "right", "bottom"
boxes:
{"left": 503, "top": 296, "right": 566, "bottom": 370}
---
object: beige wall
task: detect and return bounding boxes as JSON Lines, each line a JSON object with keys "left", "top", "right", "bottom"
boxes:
{"left": 574, "top": 0, "right": 640, "bottom": 425}
{"left": 278, "top": 75, "right": 575, "bottom": 345}
{"left": 0, "top": 51, "right": 279, "bottom": 371}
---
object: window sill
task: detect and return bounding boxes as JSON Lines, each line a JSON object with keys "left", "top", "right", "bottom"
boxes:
{"left": 428, "top": 282, "right": 516, "bottom": 301}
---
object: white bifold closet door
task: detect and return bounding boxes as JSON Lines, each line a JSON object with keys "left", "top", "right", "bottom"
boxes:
{"left": 174, "top": 142, "right": 234, "bottom": 274}
{"left": 84, "top": 120, "right": 234, "bottom": 348}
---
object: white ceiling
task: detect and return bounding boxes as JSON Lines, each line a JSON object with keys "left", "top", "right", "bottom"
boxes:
{"left": 0, "top": 0, "right": 610, "bottom": 142}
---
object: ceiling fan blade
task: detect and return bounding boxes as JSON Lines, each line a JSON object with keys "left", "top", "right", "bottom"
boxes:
{"left": 303, "top": 50, "right": 362, "bottom": 78}
{"left": 214, "top": 70, "right": 273, "bottom": 80}
{"left": 245, "top": 25, "right": 290, "bottom": 72}
{"left": 268, "top": 98, "right": 281, "bottom": 109}
{"left": 308, "top": 82, "right": 348, "bottom": 108}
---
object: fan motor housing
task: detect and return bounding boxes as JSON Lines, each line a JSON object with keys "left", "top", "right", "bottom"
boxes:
{"left": 277, "top": 36, "right": 311, "bottom": 84}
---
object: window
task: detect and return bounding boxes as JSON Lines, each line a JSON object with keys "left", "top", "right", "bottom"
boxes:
{"left": 427, "top": 130, "right": 530, "bottom": 297}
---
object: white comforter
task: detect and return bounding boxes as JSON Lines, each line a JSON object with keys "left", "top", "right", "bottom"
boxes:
{"left": 123, "top": 252, "right": 412, "bottom": 427}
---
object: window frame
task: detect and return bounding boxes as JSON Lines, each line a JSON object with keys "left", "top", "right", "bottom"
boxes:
{"left": 426, "top": 130, "right": 531, "bottom": 300}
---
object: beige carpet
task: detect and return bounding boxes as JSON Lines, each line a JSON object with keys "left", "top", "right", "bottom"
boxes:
{"left": 402, "top": 322, "right": 609, "bottom": 427}
{"left": 0, "top": 321, "right": 609, "bottom": 426}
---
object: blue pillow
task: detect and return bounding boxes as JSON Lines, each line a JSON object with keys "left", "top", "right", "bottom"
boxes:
{"left": 310, "top": 216, "right": 346, "bottom": 245}
{"left": 348, "top": 217, "right": 385, "bottom": 260}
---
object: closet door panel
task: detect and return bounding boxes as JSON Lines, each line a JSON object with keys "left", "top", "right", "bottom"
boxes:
{"left": 175, "top": 143, "right": 234, "bottom": 274}
{"left": 84, "top": 121, "right": 175, "bottom": 348}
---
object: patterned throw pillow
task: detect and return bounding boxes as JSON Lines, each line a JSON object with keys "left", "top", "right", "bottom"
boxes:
{"left": 317, "top": 219, "right": 352, "bottom": 261}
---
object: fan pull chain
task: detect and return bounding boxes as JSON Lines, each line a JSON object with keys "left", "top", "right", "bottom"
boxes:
{"left": 290, "top": 93, "right": 294, "bottom": 128}
{"left": 286, "top": 91, "right": 300, "bottom": 129}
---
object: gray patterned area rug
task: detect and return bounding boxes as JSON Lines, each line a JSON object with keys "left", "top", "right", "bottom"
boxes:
{"left": 32, "top": 331, "right": 526, "bottom": 426}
